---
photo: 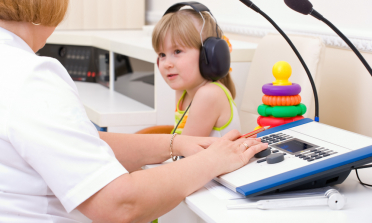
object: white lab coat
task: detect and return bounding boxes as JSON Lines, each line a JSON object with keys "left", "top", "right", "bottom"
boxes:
{"left": 0, "top": 27, "right": 128, "bottom": 222}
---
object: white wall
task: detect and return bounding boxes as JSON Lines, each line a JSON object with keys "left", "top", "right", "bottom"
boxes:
{"left": 146, "top": 0, "right": 372, "bottom": 52}
{"left": 58, "top": 0, "right": 145, "bottom": 30}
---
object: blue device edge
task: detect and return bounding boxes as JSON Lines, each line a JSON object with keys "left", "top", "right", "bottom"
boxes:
{"left": 237, "top": 118, "right": 372, "bottom": 196}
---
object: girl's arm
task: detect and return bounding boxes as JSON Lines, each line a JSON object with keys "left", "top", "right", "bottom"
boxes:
{"left": 181, "top": 84, "right": 230, "bottom": 136}
{"left": 99, "top": 132, "right": 216, "bottom": 172}
{"left": 78, "top": 130, "right": 268, "bottom": 223}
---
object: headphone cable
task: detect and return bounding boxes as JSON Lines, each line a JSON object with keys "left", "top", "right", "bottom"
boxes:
{"left": 172, "top": 101, "right": 193, "bottom": 134}
{"left": 352, "top": 164, "right": 372, "bottom": 187}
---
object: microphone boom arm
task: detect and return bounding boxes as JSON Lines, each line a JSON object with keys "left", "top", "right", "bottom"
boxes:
{"left": 310, "top": 10, "right": 372, "bottom": 77}
{"left": 240, "top": 0, "right": 320, "bottom": 121}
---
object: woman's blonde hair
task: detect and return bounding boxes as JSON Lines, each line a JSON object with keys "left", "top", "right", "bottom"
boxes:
{"left": 152, "top": 9, "right": 236, "bottom": 99}
{"left": 0, "top": 0, "right": 69, "bottom": 26}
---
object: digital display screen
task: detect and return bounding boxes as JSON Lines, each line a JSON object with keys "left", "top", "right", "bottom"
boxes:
{"left": 274, "top": 139, "right": 315, "bottom": 154}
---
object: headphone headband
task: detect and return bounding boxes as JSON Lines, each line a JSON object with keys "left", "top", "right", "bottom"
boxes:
{"left": 163, "top": 2, "right": 211, "bottom": 15}
{"left": 160, "top": 1, "right": 230, "bottom": 81}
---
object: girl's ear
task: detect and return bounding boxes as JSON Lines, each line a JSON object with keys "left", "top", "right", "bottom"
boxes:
{"left": 157, "top": 57, "right": 159, "bottom": 67}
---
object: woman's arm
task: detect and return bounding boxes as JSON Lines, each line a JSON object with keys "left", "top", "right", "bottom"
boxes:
{"left": 99, "top": 132, "right": 216, "bottom": 172}
{"left": 78, "top": 130, "right": 268, "bottom": 223}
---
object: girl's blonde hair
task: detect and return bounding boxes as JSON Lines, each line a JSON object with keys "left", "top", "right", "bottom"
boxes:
{"left": 0, "top": 0, "right": 69, "bottom": 26}
{"left": 152, "top": 9, "right": 236, "bottom": 99}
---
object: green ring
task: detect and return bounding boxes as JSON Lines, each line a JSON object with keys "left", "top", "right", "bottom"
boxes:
{"left": 258, "top": 103, "right": 307, "bottom": 118}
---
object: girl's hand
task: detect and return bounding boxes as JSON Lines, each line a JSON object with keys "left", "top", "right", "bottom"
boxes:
{"left": 201, "top": 130, "right": 268, "bottom": 176}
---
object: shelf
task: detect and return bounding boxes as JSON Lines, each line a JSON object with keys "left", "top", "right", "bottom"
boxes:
{"left": 47, "top": 28, "right": 257, "bottom": 63}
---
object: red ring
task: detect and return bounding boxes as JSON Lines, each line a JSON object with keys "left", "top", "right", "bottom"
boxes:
{"left": 257, "top": 116, "right": 305, "bottom": 127}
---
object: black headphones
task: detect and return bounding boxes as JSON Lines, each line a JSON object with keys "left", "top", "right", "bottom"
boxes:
{"left": 162, "top": 1, "right": 231, "bottom": 81}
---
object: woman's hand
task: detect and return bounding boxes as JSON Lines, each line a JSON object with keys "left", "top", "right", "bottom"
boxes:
{"left": 201, "top": 129, "right": 268, "bottom": 176}
{"left": 248, "top": 134, "right": 257, "bottom": 138}
{"left": 173, "top": 135, "right": 218, "bottom": 157}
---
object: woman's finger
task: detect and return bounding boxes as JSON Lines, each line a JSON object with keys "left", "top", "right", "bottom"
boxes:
{"left": 221, "top": 129, "right": 241, "bottom": 141}
{"left": 236, "top": 139, "right": 262, "bottom": 153}
{"left": 240, "top": 142, "right": 250, "bottom": 150}
{"left": 235, "top": 137, "right": 260, "bottom": 147}
{"left": 243, "top": 143, "right": 269, "bottom": 160}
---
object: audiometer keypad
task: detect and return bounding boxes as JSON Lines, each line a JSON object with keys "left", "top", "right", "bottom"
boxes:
{"left": 295, "top": 147, "right": 338, "bottom": 162}
{"left": 261, "top": 133, "right": 293, "bottom": 145}
{"left": 258, "top": 133, "right": 338, "bottom": 164}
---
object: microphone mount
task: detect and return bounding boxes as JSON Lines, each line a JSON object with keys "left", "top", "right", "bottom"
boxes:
{"left": 239, "top": 0, "right": 320, "bottom": 122}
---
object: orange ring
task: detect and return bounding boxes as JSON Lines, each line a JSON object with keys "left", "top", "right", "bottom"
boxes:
{"left": 262, "top": 95, "right": 301, "bottom": 106}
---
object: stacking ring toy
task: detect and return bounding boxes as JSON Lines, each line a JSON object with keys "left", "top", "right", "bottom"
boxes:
{"left": 262, "top": 95, "right": 301, "bottom": 106}
{"left": 257, "top": 116, "right": 304, "bottom": 128}
{"left": 262, "top": 83, "right": 301, "bottom": 96}
{"left": 258, "top": 103, "right": 307, "bottom": 118}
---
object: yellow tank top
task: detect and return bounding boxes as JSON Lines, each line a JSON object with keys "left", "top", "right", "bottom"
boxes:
{"left": 171, "top": 82, "right": 239, "bottom": 135}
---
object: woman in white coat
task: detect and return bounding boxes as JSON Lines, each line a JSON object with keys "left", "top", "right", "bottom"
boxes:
{"left": 0, "top": 0, "right": 267, "bottom": 222}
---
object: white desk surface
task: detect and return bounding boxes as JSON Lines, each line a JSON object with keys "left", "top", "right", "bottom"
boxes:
{"left": 146, "top": 161, "right": 372, "bottom": 223}
{"left": 74, "top": 81, "right": 155, "bottom": 127}
{"left": 47, "top": 29, "right": 258, "bottom": 63}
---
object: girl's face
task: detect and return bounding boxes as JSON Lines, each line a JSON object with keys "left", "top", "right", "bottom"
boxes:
{"left": 157, "top": 33, "right": 205, "bottom": 91}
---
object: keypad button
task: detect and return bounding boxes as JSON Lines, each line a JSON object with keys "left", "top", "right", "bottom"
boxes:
{"left": 308, "top": 159, "right": 315, "bottom": 162}
{"left": 315, "top": 156, "right": 322, "bottom": 159}
{"left": 257, "top": 159, "right": 267, "bottom": 163}
{"left": 272, "top": 150, "right": 279, "bottom": 153}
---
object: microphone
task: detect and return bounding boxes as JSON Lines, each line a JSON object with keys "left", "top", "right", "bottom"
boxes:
{"left": 239, "top": 0, "right": 320, "bottom": 122}
{"left": 284, "top": 0, "right": 372, "bottom": 77}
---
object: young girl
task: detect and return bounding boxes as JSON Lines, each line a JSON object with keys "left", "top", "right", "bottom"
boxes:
{"left": 152, "top": 7, "right": 241, "bottom": 137}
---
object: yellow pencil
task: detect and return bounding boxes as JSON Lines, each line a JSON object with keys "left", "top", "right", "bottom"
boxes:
{"left": 239, "top": 126, "right": 271, "bottom": 138}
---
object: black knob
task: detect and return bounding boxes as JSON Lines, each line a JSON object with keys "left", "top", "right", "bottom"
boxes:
{"left": 58, "top": 46, "right": 66, "bottom": 57}
{"left": 254, "top": 148, "right": 271, "bottom": 158}
{"left": 267, "top": 153, "right": 285, "bottom": 164}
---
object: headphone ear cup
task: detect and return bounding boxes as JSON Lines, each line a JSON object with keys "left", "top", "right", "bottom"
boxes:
{"left": 199, "top": 37, "right": 231, "bottom": 81}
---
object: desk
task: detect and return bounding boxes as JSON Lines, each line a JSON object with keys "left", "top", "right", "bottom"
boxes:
{"left": 47, "top": 29, "right": 258, "bottom": 133}
{"left": 145, "top": 161, "right": 372, "bottom": 223}
{"left": 74, "top": 81, "right": 155, "bottom": 128}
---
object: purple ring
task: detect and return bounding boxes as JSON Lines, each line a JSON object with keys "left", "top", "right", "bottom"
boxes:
{"left": 262, "top": 83, "right": 301, "bottom": 96}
